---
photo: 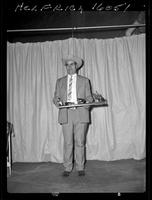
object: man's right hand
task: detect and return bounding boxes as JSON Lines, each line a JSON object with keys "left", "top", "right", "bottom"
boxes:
{"left": 53, "top": 97, "right": 63, "bottom": 107}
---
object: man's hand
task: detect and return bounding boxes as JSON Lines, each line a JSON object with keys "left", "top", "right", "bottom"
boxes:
{"left": 57, "top": 98, "right": 63, "bottom": 106}
{"left": 84, "top": 101, "right": 91, "bottom": 109}
{"left": 53, "top": 97, "right": 63, "bottom": 107}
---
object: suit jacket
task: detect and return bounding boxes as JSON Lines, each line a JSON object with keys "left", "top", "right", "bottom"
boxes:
{"left": 53, "top": 75, "right": 93, "bottom": 124}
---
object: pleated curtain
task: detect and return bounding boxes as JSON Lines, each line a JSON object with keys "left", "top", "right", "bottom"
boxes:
{"left": 7, "top": 34, "right": 145, "bottom": 162}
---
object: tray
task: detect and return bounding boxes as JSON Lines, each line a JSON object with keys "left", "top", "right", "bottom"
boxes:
{"left": 58, "top": 101, "right": 108, "bottom": 109}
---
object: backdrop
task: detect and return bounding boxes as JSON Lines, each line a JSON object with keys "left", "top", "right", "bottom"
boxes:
{"left": 7, "top": 34, "right": 145, "bottom": 162}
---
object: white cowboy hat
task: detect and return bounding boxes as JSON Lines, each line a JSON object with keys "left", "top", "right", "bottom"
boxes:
{"left": 62, "top": 55, "right": 83, "bottom": 69}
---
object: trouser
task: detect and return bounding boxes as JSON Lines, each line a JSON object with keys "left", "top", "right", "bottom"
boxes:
{"left": 62, "top": 109, "right": 88, "bottom": 172}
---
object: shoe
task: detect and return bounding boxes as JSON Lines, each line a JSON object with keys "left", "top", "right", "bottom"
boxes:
{"left": 62, "top": 171, "right": 70, "bottom": 177}
{"left": 78, "top": 170, "right": 85, "bottom": 176}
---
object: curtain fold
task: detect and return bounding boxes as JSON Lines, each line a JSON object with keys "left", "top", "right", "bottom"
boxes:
{"left": 7, "top": 34, "right": 145, "bottom": 162}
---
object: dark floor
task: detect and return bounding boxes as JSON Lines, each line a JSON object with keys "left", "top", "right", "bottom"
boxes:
{"left": 7, "top": 159, "right": 145, "bottom": 193}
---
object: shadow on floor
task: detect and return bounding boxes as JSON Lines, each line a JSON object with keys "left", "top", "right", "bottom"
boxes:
{"left": 7, "top": 159, "right": 145, "bottom": 193}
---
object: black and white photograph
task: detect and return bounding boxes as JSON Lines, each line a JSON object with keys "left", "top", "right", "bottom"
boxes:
{"left": 2, "top": 0, "right": 148, "bottom": 198}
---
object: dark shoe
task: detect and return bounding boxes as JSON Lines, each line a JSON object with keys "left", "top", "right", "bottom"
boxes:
{"left": 62, "top": 171, "right": 70, "bottom": 177}
{"left": 78, "top": 170, "right": 85, "bottom": 176}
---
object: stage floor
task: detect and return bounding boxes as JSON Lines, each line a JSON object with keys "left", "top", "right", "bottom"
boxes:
{"left": 7, "top": 159, "right": 145, "bottom": 193}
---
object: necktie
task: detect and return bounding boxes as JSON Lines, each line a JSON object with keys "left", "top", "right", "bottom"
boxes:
{"left": 67, "top": 75, "right": 73, "bottom": 101}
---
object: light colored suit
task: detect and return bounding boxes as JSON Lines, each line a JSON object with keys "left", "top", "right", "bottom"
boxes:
{"left": 53, "top": 74, "right": 93, "bottom": 171}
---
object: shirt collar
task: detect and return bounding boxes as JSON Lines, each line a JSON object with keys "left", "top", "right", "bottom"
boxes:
{"left": 68, "top": 73, "right": 77, "bottom": 78}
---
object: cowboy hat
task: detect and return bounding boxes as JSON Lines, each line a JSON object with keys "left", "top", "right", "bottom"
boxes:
{"left": 62, "top": 55, "right": 83, "bottom": 69}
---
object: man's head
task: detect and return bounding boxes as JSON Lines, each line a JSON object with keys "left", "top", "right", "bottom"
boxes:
{"left": 62, "top": 55, "right": 83, "bottom": 75}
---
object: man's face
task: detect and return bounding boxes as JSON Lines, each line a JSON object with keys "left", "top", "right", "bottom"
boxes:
{"left": 65, "top": 60, "right": 77, "bottom": 75}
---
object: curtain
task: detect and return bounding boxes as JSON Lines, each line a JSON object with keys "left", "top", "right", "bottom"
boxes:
{"left": 7, "top": 34, "right": 145, "bottom": 162}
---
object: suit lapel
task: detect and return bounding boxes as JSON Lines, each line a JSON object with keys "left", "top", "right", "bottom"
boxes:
{"left": 76, "top": 75, "right": 81, "bottom": 96}
{"left": 63, "top": 76, "right": 67, "bottom": 90}
{"left": 61, "top": 76, "right": 67, "bottom": 101}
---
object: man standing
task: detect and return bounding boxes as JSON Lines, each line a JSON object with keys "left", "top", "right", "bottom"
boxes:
{"left": 53, "top": 55, "right": 93, "bottom": 177}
